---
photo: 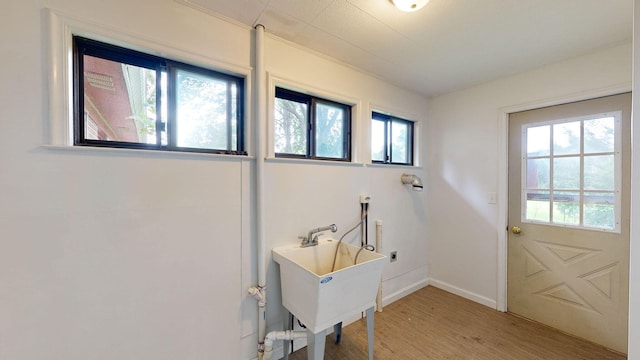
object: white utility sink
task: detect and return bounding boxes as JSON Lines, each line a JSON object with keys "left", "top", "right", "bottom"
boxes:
{"left": 272, "top": 239, "right": 386, "bottom": 334}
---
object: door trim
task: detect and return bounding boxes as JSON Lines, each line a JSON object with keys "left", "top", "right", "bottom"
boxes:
{"left": 496, "top": 82, "right": 631, "bottom": 312}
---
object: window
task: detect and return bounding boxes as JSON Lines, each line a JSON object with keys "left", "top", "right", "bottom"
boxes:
{"left": 73, "top": 36, "right": 245, "bottom": 154}
{"left": 523, "top": 113, "right": 621, "bottom": 231}
{"left": 371, "top": 112, "right": 413, "bottom": 165}
{"left": 274, "top": 87, "right": 351, "bottom": 161}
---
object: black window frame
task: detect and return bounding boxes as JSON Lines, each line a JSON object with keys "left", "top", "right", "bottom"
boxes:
{"left": 371, "top": 112, "right": 414, "bottom": 166}
{"left": 73, "top": 36, "right": 246, "bottom": 155}
{"left": 274, "top": 87, "right": 352, "bottom": 162}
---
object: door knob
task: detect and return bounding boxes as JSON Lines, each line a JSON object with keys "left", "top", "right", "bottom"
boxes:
{"left": 511, "top": 226, "right": 522, "bottom": 234}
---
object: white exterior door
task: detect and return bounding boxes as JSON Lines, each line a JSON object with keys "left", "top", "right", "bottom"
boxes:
{"left": 507, "top": 93, "right": 631, "bottom": 353}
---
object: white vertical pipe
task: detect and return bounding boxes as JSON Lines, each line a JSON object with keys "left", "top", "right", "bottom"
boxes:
{"left": 255, "top": 23, "right": 267, "bottom": 358}
{"left": 375, "top": 220, "right": 383, "bottom": 312}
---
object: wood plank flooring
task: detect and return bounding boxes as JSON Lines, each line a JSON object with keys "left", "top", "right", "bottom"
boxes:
{"left": 286, "top": 286, "right": 626, "bottom": 359}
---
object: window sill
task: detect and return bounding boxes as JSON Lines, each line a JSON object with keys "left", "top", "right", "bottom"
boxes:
{"left": 264, "top": 157, "right": 423, "bottom": 169}
{"left": 366, "top": 162, "right": 423, "bottom": 170}
{"left": 265, "top": 156, "right": 365, "bottom": 167}
{"left": 42, "top": 145, "right": 254, "bottom": 162}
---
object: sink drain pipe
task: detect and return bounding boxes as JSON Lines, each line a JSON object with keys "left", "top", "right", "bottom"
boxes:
{"left": 263, "top": 330, "right": 307, "bottom": 360}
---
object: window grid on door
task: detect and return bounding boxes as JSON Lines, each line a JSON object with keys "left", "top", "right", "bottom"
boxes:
{"left": 521, "top": 112, "right": 621, "bottom": 232}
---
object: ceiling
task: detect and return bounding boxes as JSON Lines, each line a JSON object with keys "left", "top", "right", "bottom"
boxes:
{"left": 176, "top": 0, "right": 633, "bottom": 97}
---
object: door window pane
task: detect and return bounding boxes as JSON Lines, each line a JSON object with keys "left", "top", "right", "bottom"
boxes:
{"left": 584, "top": 117, "right": 614, "bottom": 153}
{"left": 552, "top": 191, "right": 580, "bottom": 225}
{"left": 553, "top": 157, "right": 580, "bottom": 190}
{"left": 526, "top": 191, "right": 550, "bottom": 222}
{"left": 553, "top": 121, "right": 580, "bottom": 155}
{"left": 526, "top": 158, "right": 550, "bottom": 189}
{"left": 584, "top": 192, "right": 615, "bottom": 229}
{"left": 527, "top": 125, "right": 550, "bottom": 157}
{"left": 584, "top": 155, "right": 614, "bottom": 190}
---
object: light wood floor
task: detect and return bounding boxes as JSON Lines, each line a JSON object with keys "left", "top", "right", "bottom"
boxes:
{"left": 287, "top": 286, "right": 626, "bottom": 359}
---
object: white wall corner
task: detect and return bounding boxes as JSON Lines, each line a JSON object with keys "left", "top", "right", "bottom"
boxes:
{"left": 382, "top": 278, "right": 430, "bottom": 307}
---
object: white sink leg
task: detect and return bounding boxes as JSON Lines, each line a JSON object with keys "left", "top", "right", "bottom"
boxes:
{"left": 283, "top": 310, "right": 293, "bottom": 360}
{"left": 306, "top": 329, "right": 326, "bottom": 360}
{"left": 333, "top": 322, "right": 343, "bottom": 344}
{"left": 366, "top": 306, "right": 374, "bottom": 360}
{"left": 284, "top": 306, "right": 375, "bottom": 359}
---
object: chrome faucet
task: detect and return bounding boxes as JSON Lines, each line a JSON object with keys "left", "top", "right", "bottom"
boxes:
{"left": 300, "top": 224, "right": 338, "bottom": 247}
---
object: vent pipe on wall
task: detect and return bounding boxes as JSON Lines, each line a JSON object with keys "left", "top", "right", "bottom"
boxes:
{"left": 248, "top": 24, "right": 310, "bottom": 360}
{"left": 248, "top": 23, "right": 268, "bottom": 358}
{"left": 401, "top": 173, "right": 423, "bottom": 191}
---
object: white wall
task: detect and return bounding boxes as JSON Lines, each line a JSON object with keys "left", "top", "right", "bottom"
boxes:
{"left": 427, "top": 42, "right": 632, "bottom": 307}
{"left": 1, "top": 1, "right": 250, "bottom": 359}
{"left": 0, "top": 1, "right": 429, "bottom": 359}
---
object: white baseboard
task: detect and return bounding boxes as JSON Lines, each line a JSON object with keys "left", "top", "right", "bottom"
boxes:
{"left": 382, "top": 278, "right": 430, "bottom": 307}
{"left": 429, "top": 278, "right": 497, "bottom": 309}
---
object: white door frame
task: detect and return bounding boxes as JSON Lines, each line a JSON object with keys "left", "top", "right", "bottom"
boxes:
{"left": 496, "top": 83, "right": 631, "bottom": 312}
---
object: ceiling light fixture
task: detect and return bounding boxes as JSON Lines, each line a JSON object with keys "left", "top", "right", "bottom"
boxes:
{"left": 392, "top": 0, "right": 430, "bottom": 12}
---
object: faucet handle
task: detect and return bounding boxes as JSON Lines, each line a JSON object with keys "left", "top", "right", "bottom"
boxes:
{"left": 312, "top": 233, "right": 324, "bottom": 241}
{"left": 299, "top": 235, "right": 313, "bottom": 247}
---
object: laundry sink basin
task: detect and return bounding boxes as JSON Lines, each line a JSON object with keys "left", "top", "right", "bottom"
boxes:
{"left": 272, "top": 239, "right": 386, "bottom": 334}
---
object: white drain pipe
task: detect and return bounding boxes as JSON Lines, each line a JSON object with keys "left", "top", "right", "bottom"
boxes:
{"left": 263, "top": 330, "right": 307, "bottom": 360}
{"left": 248, "top": 23, "right": 268, "bottom": 359}
{"left": 247, "top": 24, "right": 317, "bottom": 360}
{"left": 375, "top": 220, "right": 383, "bottom": 312}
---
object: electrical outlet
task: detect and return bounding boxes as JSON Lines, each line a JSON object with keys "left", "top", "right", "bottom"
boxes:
{"left": 390, "top": 251, "right": 398, "bottom": 262}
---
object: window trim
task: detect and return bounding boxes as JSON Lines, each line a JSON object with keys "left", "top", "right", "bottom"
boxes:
{"left": 73, "top": 36, "right": 246, "bottom": 155}
{"left": 371, "top": 112, "right": 414, "bottom": 166}
{"left": 274, "top": 87, "right": 352, "bottom": 162}
{"left": 45, "top": 8, "right": 253, "bottom": 157}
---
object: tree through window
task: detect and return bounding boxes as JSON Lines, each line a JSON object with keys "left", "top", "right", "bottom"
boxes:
{"left": 371, "top": 112, "right": 413, "bottom": 165}
{"left": 274, "top": 88, "right": 351, "bottom": 161}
